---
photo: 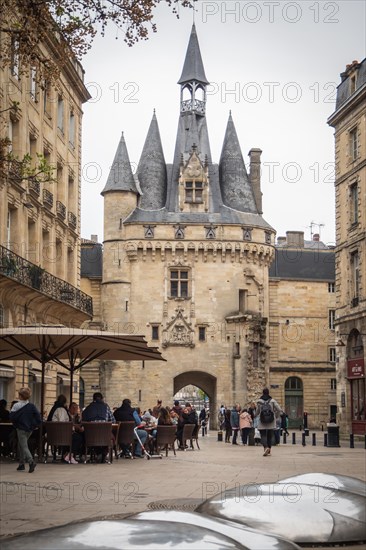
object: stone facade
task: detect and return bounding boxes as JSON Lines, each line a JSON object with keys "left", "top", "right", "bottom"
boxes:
{"left": 0, "top": 21, "right": 92, "bottom": 414}
{"left": 268, "top": 233, "right": 336, "bottom": 429}
{"left": 328, "top": 58, "right": 366, "bottom": 434}
{"left": 80, "top": 27, "right": 337, "bottom": 431}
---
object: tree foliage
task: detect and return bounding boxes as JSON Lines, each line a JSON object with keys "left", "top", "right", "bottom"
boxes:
{"left": 0, "top": 0, "right": 193, "bottom": 81}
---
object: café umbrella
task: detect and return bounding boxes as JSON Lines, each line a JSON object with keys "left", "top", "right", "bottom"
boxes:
{"left": 0, "top": 325, "right": 165, "bottom": 458}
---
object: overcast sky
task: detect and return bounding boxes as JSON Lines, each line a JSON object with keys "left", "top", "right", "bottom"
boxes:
{"left": 80, "top": 0, "right": 366, "bottom": 247}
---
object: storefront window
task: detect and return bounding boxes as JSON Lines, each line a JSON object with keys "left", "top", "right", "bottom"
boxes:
{"left": 351, "top": 378, "right": 365, "bottom": 421}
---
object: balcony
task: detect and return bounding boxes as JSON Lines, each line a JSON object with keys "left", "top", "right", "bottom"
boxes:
{"left": 29, "top": 178, "right": 40, "bottom": 197}
{"left": 56, "top": 200, "right": 66, "bottom": 220}
{"left": 43, "top": 189, "right": 53, "bottom": 209}
{"left": 0, "top": 245, "right": 93, "bottom": 316}
{"left": 68, "top": 211, "right": 77, "bottom": 229}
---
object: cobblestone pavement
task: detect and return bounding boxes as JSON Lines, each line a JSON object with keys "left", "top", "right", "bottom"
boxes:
{"left": 0, "top": 431, "right": 365, "bottom": 547}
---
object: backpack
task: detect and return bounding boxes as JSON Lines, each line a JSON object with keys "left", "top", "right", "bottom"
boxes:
{"left": 260, "top": 400, "right": 274, "bottom": 424}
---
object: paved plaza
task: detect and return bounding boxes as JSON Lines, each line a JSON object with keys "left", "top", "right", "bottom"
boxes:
{"left": 0, "top": 431, "right": 365, "bottom": 547}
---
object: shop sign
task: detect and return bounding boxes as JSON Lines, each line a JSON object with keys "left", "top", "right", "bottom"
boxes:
{"left": 347, "top": 358, "right": 365, "bottom": 379}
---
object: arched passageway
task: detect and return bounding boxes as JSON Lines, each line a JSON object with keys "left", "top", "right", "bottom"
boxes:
{"left": 174, "top": 370, "right": 217, "bottom": 429}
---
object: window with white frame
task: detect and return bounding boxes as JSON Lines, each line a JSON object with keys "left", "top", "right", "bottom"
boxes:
{"left": 57, "top": 96, "right": 64, "bottom": 132}
{"left": 329, "top": 347, "right": 336, "bottom": 363}
{"left": 329, "top": 310, "right": 335, "bottom": 330}
{"left": 169, "top": 269, "right": 189, "bottom": 298}
{"left": 330, "top": 378, "right": 337, "bottom": 390}
{"left": 10, "top": 39, "right": 20, "bottom": 79}
{"left": 349, "top": 127, "right": 358, "bottom": 161}
{"left": 350, "top": 182, "right": 358, "bottom": 225}
{"left": 328, "top": 282, "right": 335, "bottom": 293}
{"left": 30, "top": 67, "right": 37, "bottom": 101}
{"left": 69, "top": 111, "right": 75, "bottom": 146}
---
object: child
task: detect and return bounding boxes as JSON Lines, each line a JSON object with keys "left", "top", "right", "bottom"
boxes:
{"left": 10, "top": 387, "right": 42, "bottom": 473}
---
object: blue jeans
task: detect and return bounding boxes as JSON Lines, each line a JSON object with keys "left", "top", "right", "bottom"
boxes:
{"left": 17, "top": 429, "right": 33, "bottom": 464}
{"left": 134, "top": 429, "right": 147, "bottom": 456}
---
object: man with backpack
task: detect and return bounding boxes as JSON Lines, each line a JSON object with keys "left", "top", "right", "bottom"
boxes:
{"left": 255, "top": 388, "right": 282, "bottom": 457}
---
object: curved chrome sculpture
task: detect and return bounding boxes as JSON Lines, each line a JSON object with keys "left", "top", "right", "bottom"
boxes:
{"left": 197, "top": 474, "right": 366, "bottom": 544}
{"left": 130, "top": 510, "right": 301, "bottom": 549}
{"left": 278, "top": 473, "right": 366, "bottom": 497}
{"left": 1, "top": 519, "right": 250, "bottom": 549}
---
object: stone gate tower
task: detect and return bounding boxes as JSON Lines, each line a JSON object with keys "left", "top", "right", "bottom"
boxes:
{"left": 100, "top": 25, "right": 275, "bottom": 421}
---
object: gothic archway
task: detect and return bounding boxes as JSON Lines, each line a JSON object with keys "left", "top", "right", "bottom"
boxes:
{"left": 174, "top": 370, "right": 217, "bottom": 429}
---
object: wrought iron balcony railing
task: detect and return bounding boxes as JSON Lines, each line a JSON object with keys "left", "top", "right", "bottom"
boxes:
{"left": 29, "top": 178, "right": 40, "bottom": 197}
{"left": 0, "top": 245, "right": 93, "bottom": 316}
{"left": 43, "top": 188, "right": 53, "bottom": 209}
{"left": 68, "top": 211, "right": 77, "bottom": 229}
{"left": 56, "top": 200, "right": 66, "bottom": 220}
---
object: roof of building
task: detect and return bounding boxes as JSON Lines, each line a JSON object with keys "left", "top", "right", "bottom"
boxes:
{"left": 101, "top": 133, "right": 137, "bottom": 195}
{"left": 81, "top": 242, "right": 103, "bottom": 278}
{"left": 137, "top": 112, "right": 167, "bottom": 209}
{"left": 219, "top": 113, "right": 258, "bottom": 214}
{"left": 335, "top": 58, "right": 366, "bottom": 110}
{"left": 177, "top": 23, "right": 209, "bottom": 85}
{"left": 269, "top": 247, "right": 335, "bottom": 280}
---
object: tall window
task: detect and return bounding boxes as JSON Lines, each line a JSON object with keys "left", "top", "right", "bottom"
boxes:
{"left": 330, "top": 378, "right": 337, "bottom": 390}
{"left": 57, "top": 96, "right": 64, "bottom": 132}
{"left": 170, "top": 269, "right": 189, "bottom": 298}
{"left": 69, "top": 111, "right": 75, "bottom": 146}
{"left": 350, "top": 182, "right": 358, "bottom": 225}
{"left": 328, "top": 282, "right": 335, "bottom": 293}
{"left": 185, "top": 181, "right": 203, "bottom": 203}
{"left": 349, "top": 127, "right": 358, "bottom": 161}
{"left": 351, "top": 251, "right": 360, "bottom": 301}
{"left": 329, "top": 348, "right": 336, "bottom": 363}
{"left": 30, "top": 67, "right": 37, "bottom": 101}
{"left": 10, "top": 39, "right": 20, "bottom": 79}
{"left": 151, "top": 326, "right": 159, "bottom": 340}
{"left": 198, "top": 327, "right": 206, "bottom": 342}
{"left": 43, "top": 80, "right": 51, "bottom": 117}
{"left": 329, "top": 310, "right": 335, "bottom": 330}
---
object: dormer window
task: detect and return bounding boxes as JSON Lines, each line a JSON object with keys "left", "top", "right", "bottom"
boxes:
{"left": 185, "top": 181, "right": 203, "bottom": 203}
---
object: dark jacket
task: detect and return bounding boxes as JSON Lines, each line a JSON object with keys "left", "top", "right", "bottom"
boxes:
{"left": 82, "top": 400, "right": 114, "bottom": 422}
{"left": 114, "top": 403, "right": 141, "bottom": 426}
{"left": 230, "top": 408, "right": 240, "bottom": 429}
{"left": 10, "top": 403, "right": 42, "bottom": 432}
{"left": 181, "top": 409, "right": 197, "bottom": 426}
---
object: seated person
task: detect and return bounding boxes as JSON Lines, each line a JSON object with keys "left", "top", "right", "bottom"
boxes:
{"left": 68, "top": 402, "right": 85, "bottom": 462}
{"left": 81, "top": 393, "right": 115, "bottom": 463}
{"left": 114, "top": 399, "right": 147, "bottom": 458}
{"left": 176, "top": 402, "right": 197, "bottom": 449}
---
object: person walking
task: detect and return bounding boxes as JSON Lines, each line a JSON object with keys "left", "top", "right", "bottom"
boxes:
{"left": 255, "top": 388, "right": 282, "bottom": 457}
{"left": 10, "top": 387, "right": 42, "bottom": 473}
{"left": 281, "top": 412, "right": 289, "bottom": 436}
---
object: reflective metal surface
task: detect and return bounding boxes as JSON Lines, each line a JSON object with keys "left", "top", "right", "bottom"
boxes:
{"left": 278, "top": 472, "right": 366, "bottom": 497}
{"left": 130, "top": 510, "right": 302, "bottom": 549}
{"left": 1, "top": 519, "right": 248, "bottom": 549}
{"left": 197, "top": 476, "right": 366, "bottom": 544}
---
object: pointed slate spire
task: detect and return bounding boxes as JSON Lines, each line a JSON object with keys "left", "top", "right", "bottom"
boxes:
{"left": 178, "top": 23, "right": 209, "bottom": 85}
{"left": 137, "top": 111, "right": 167, "bottom": 209}
{"left": 101, "top": 132, "right": 137, "bottom": 195}
{"left": 219, "top": 113, "right": 258, "bottom": 213}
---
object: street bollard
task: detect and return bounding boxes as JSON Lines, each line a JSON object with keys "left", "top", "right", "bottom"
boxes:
{"left": 283, "top": 432, "right": 287, "bottom": 444}
{"left": 350, "top": 434, "right": 354, "bottom": 448}
{"left": 217, "top": 431, "right": 223, "bottom": 442}
{"left": 292, "top": 433, "right": 296, "bottom": 445}
{"left": 302, "top": 432, "right": 306, "bottom": 446}
{"left": 324, "top": 433, "right": 328, "bottom": 447}
{"left": 312, "top": 433, "right": 316, "bottom": 446}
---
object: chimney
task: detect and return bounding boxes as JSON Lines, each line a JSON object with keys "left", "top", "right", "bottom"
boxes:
{"left": 313, "top": 233, "right": 320, "bottom": 242}
{"left": 248, "top": 148, "right": 262, "bottom": 214}
{"left": 90, "top": 234, "right": 98, "bottom": 243}
{"left": 277, "top": 236, "right": 286, "bottom": 246}
{"left": 286, "top": 231, "right": 304, "bottom": 248}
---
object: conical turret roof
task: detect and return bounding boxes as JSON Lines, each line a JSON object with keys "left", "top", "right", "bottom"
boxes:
{"left": 219, "top": 113, "right": 258, "bottom": 213}
{"left": 178, "top": 23, "right": 209, "bottom": 85}
{"left": 137, "top": 111, "right": 167, "bottom": 209}
{"left": 101, "top": 132, "right": 137, "bottom": 195}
